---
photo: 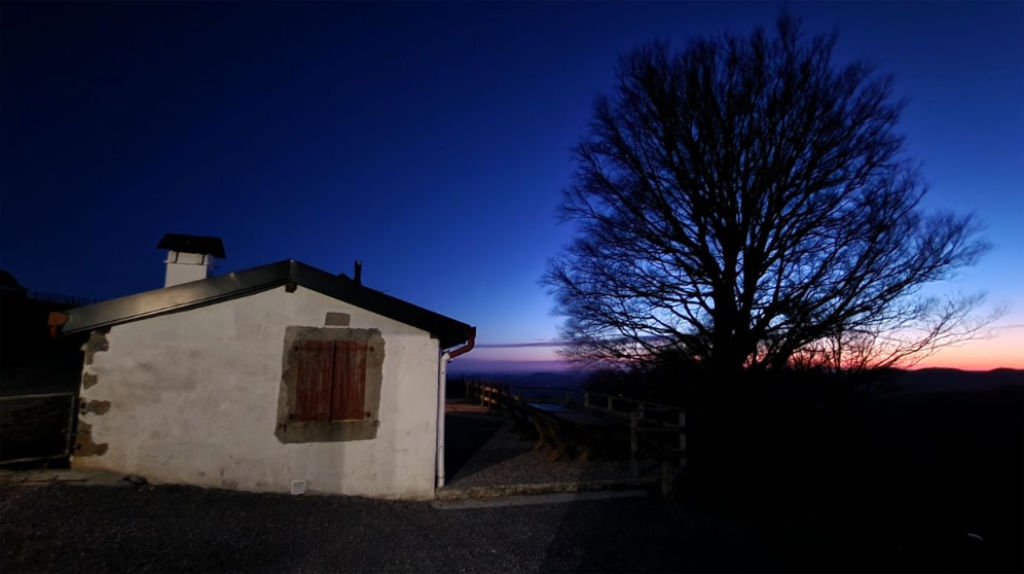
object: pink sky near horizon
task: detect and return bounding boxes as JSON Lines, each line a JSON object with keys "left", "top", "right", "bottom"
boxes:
{"left": 914, "top": 327, "right": 1024, "bottom": 371}
{"left": 456, "top": 326, "right": 1024, "bottom": 373}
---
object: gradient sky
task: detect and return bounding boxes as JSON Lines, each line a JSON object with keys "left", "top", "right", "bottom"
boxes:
{"left": 2, "top": 2, "right": 1021, "bottom": 372}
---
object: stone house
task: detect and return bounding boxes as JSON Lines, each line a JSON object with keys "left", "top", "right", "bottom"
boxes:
{"left": 54, "top": 235, "right": 474, "bottom": 499}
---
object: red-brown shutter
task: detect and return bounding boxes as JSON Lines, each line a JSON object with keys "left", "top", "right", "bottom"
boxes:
{"left": 331, "top": 341, "right": 367, "bottom": 421}
{"left": 294, "top": 340, "right": 334, "bottom": 422}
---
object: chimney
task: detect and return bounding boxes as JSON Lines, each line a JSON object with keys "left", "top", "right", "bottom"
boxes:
{"left": 157, "top": 233, "right": 226, "bottom": 287}
{"left": 354, "top": 260, "right": 362, "bottom": 286}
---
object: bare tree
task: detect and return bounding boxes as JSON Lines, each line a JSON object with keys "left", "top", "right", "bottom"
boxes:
{"left": 545, "top": 16, "right": 990, "bottom": 376}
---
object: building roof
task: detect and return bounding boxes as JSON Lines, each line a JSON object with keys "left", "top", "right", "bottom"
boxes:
{"left": 0, "top": 269, "right": 27, "bottom": 296}
{"left": 157, "top": 234, "right": 226, "bottom": 258}
{"left": 62, "top": 260, "right": 474, "bottom": 349}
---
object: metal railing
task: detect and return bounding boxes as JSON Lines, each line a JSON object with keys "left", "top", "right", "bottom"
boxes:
{"left": 0, "top": 392, "right": 77, "bottom": 465}
{"left": 463, "top": 378, "right": 686, "bottom": 476}
{"left": 27, "top": 291, "right": 99, "bottom": 308}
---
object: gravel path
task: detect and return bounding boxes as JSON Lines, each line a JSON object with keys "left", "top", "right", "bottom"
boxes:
{"left": 443, "top": 413, "right": 658, "bottom": 491}
{"left": 2, "top": 478, "right": 1017, "bottom": 573}
{"left": 0, "top": 482, "right": 768, "bottom": 573}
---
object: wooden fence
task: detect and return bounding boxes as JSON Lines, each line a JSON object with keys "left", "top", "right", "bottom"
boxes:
{"left": 463, "top": 378, "right": 686, "bottom": 478}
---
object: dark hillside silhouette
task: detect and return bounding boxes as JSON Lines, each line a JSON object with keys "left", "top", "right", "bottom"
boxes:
{"left": 574, "top": 365, "right": 1023, "bottom": 571}
{"left": 0, "top": 271, "right": 88, "bottom": 397}
{"left": 0, "top": 271, "right": 91, "bottom": 466}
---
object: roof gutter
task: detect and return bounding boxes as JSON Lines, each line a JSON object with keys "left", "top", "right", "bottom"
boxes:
{"left": 447, "top": 326, "right": 476, "bottom": 359}
{"left": 435, "top": 326, "right": 475, "bottom": 491}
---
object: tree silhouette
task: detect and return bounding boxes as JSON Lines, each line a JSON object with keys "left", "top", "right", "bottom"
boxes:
{"left": 546, "top": 16, "right": 989, "bottom": 376}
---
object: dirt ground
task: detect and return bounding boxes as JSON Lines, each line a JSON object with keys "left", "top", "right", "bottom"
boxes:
{"left": 0, "top": 482, "right": 764, "bottom": 573}
{"left": 1, "top": 476, "right": 1019, "bottom": 574}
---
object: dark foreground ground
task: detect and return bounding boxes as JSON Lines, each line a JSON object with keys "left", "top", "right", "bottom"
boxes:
{"left": 0, "top": 476, "right": 1018, "bottom": 574}
{"left": 0, "top": 483, "right": 760, "bottom": 573}
{"left": 3, "top": 380, "right": 1020, "bottom": 573}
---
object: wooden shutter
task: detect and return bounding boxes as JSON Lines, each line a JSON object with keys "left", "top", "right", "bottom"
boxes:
{"left": 294, "top": 340, "right": 334, "bottom": 422}
{"left": 331, "top": 341, "right": 368, "bottom": 421}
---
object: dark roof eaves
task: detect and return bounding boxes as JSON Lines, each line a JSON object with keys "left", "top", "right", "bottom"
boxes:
{"left": 63, "top": 260, "right": 294, "bottom": 334}
{"left": 63, "top": 260, "right": 472, "bottom": 348}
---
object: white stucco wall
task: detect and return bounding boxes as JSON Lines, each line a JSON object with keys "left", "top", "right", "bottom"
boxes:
{"left": 74, "top": 286, "right": 442, "bottom": 500}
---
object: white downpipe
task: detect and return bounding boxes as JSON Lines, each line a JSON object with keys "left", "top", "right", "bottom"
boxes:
{"left": 435, "top": 351, "right": 450, "bottom": 490}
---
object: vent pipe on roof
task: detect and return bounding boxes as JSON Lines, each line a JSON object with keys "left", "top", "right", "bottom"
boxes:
{"left": 354, "top": 260, "right": 362, "bottom": 286}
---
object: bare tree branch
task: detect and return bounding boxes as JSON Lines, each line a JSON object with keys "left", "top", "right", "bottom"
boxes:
{"left": 544, "top": 15, "right": 993, "bottom": 375}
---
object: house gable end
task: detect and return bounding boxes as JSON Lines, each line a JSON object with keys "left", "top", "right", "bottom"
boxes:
{"left": 63, "top": 260, "right": 472, "bottom": 348}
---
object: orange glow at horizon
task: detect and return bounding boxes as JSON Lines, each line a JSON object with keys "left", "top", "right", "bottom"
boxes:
{"left": 914, "top": 328, "right": 1024, "bottom": 371}
{"left": 470, "top": 328, "right": 1023, "bottom": 372}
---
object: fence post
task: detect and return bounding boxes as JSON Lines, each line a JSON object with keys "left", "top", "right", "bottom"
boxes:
{"left": 678, "top": 411, "right": 687, "bottom": 469}
{"left": 661, "top": 460, "right": 673, "bottom": 498}
{"left": 584, "top": 392, "right": 590, "bottom": 409}
{"left": 629, "top": 412, "right": 639, "bottom": 479}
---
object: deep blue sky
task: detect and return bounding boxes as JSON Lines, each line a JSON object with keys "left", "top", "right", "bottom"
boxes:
{"left": 2, "top": 2, "right": 1021, "bottom": 371}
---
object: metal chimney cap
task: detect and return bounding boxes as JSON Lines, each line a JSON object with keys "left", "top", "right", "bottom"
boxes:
{"left": 157, "top": 234, "right": 226, "bottom": 258}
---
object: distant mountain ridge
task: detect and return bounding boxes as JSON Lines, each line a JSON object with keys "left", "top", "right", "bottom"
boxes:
{"left": 450, "top": 367, "right": 1024, "bottom": 395}
{"left": 450, "top": 370, "right": 590, "bottom": 389}
{"left": 889, "top": 368, "right": 1023, "bottom": 395}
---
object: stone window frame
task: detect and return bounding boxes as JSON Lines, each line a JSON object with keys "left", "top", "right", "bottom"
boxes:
{"left": 275, "top": 326, "right": 384, "bottom": 443}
